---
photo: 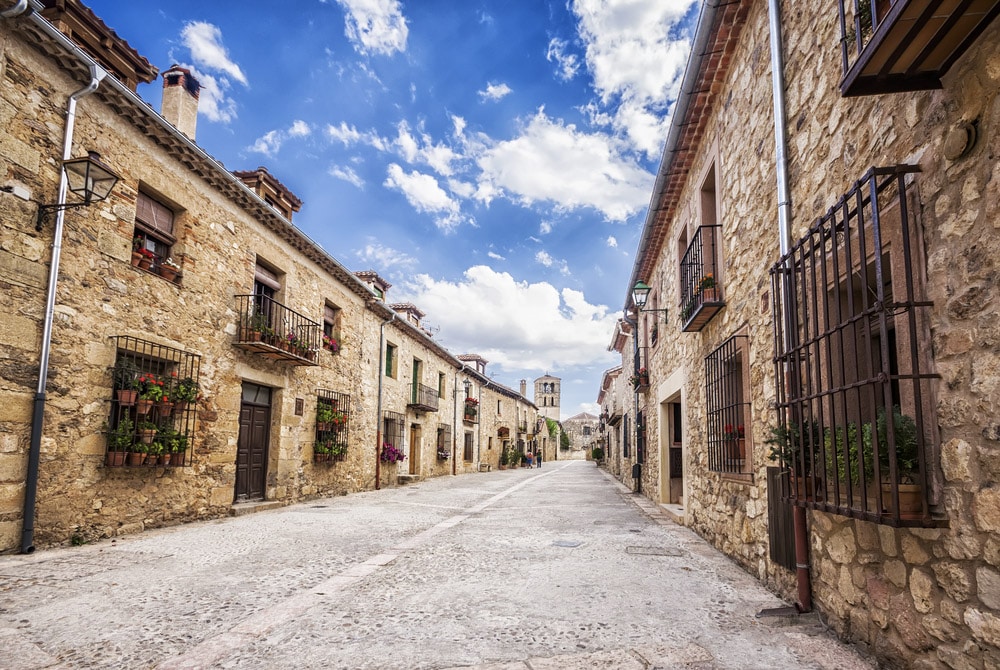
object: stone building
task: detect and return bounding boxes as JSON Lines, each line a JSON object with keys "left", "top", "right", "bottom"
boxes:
{"left": 0, "top": 0, "right": 537, "bottom": 553}
{"left": 560, "top": 412, "right": 598, "bottom": 460}
{"left": 601, "top": 1, "right": 1000, "bottom": 666}
{"left": 533, "top": 373, "right": 560, "bottom": 420}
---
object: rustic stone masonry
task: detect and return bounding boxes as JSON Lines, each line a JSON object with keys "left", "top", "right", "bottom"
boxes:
{"left": 603, "top": 0, "right": 1000, "bottom": 667}
{"left": 0, "top": 6, "right": 537, "bottom": 552}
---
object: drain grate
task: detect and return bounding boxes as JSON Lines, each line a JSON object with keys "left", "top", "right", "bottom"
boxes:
{"left": 626, "top": 546, "right": 687, "bottom": 557}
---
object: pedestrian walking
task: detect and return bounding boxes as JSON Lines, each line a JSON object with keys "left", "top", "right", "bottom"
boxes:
{"left": 536, "top": 452, "right": 541, "bottom": 468}
{"left": 526, "top": 452, "right": 534, "bottom": 468}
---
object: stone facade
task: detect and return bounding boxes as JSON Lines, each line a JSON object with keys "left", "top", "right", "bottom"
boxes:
{"left": 561, "top": 412, "right": 598, "bottom": 460}
{"left": 0, "top": 6, "right": 537, "bottom": 552}
{"left": 602, "top": 1, "right": 1000, "bottom": 667}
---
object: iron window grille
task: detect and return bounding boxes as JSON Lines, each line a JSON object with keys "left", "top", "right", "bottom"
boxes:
{"left": 436, "top": 423, "right": 452, "bottom": 460}
{"left": 382, "top": 410, "right": 405, "bottom": 456}
{"left": 464, "top": 432, "right": 475, "bottom": 462}
{"left": 680, "top": 225, "right": 724, "bottom": 332}
{"left": 770, "top": 165, "right": 940, "bottom": 526}
{"left": 314, "top": 389, "right": 350, "bottom": 463}
{"left": 106, "top": 336, "right": 200, "bottom": 468}
{"left": 235, "top": 294, "right": 320, "bottom": 366}
{"left": 705, "top": 335, "right": 752, "bottom": 478}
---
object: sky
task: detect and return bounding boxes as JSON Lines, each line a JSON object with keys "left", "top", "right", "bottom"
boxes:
{"left": 82, "top": 0, "right": 700, "bottom": 419}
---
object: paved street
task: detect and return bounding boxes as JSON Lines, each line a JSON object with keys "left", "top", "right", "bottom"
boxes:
{"left": 0, "top": 461, "right": 874, "bottom": 669}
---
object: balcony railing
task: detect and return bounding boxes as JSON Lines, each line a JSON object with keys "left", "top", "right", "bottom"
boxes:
{"left": 679, "top": 225, "right": 724, "bottom": 332}
{"left": 839, "top": 0, "right": 1000, "bottom": 96}
{"left": 770, "top": 166, "right": 941, "bottom": 527}
{"left": 235, "top": 294, "right": 320, "bottom": 366}
{"left": 408, "top": 382, "right": 439, "bottom": 412}
{"left": 517, "top": 422, "right": 528, "bottom": 434}
{"left": 631, "top": 346, "right": 650, "bottom": 393}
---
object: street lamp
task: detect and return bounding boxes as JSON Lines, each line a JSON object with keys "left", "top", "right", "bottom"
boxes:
{"left": 463, "top": 378, "right": 472, "bottom": 397}
{"left": 631, "top": 280, "right": 669, "bottom": 322}
{"left": 35, "top": 151, "right": 119, "bottom": 230}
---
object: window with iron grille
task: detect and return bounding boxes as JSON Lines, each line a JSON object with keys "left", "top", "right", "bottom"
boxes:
{"left": 705, "top": 334, "right": 751, "bottom": 478}
{"left": 770, "top": 165, "right": 939, "bottom": 526}
{"left": 106, "top": 336, "right": 200, "bottom": 468}
{"left": 436, "top": 423, "right": 452, "bottom": 460}
{"left": 382, "top": 410, "right": 405, "bottom": 453}
{"left": 315, "top": 389, "right": 350, "bottom": 463}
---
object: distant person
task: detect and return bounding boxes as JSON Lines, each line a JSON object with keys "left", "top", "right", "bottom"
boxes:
{"left": 526, "top": 452, "right": 534, "bottom": 468}
{"left": 536, "top": 452, "right": 542, "bottom": 468}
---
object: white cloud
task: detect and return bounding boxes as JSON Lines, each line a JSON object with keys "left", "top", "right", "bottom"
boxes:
{"left": 249, "top": 121, "right": 314, "bottom": 156}
{"left": 479, "top": 82, "right": 513, "bottom": 102}
{"left": 289, "top": 120, "right": 311, "bottom": 137}
{"left": 606, "top": 236, "right": 618, "bottom": 248}
{"left": 329, "top": 165, "right": 364, "bottom": 188}
{"left": 384, "top": 163, "right": 463, "bottom": 232}
{"left": 186, "top": 68, "right": 237, "bottom": 123}
{"left": 181, "top": 22, "right": 247, "bottom": 85}
{"left": 354, "top": 240, "right": 417, "bottom": 271}
{"left": 476, "top": 109, "right": 651, "bottom": 221}
{"left": 399, "top": 266, "right": 619, "bottom": 369}
{"left": 487, "top": 251, "right": 505, "bottom": 261}
{"left": 539, "top": 221, "right": 552, "bottom": 235}
{"left": 571, "top": 0, "right": 697, "bottom": 158}
{"left": 546, "top": 37, "right": 580, "bottom": 81}
{"left": 536, "top": 250, "right": 554, "bottom": 267}
{"left": 336, "top": 0, "right": 409, "bottom": 56}
{"left": 325, "top": 122, "right": 389, "bottom": 151}
{"left": 394, "top": 122, "right": 460, "bottom": 176}
{"left": 535, "top": 250, "right": 571, "bottom": 276}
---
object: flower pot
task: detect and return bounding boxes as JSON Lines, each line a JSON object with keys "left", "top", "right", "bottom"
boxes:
{"left": 156, "top": 401, "right": 174, "bottom": 417}
{"left": 174, "top": 400, "right": 188, "bottom": 414}
{"left": 138, "top": 429, "right": 157, "bottom": 445}
{"left": 116, "top": 389, "right": 138, "bottom": 407}
{"left": 138, "top": 257, "right": 152, "bottom": 271}
{"left": 882, "top": 482, "right": 923, "bottom": 518}
{"left": 158, "top": 453, "right": 172, "bottom": 466}
{"left": 105, "top": 451, "right": 126, "bottom": 467}
{"left": 131, "top": 250, "right": 143, "bottom": 267}
{"left": 136, "top": 399, "right": 154, "bottom": 415}
{"left": 127, "top": 451, "right": 146, "bottom": 466}
{"left": 317, "top": 422, "right": 331, "bottom": 432}
{"left": 159, "top": 267, "right": 178, "bottom": 282}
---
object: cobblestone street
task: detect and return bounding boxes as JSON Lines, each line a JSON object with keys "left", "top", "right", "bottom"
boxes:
{"left": 0, "top": 461, "right": 875, "bottom": 669}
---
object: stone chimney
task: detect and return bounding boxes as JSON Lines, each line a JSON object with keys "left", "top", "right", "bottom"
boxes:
{"left": 520, "top": 379, "right": 527, "bottom": 397}
{"left": 161, "top": 64, "right": 200, "bottom": 140}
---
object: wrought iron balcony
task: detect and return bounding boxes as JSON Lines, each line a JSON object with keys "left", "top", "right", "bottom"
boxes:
{"left": 631, "top": 346, "right": 650, "bottom": 393}
{"left": 235, "top": 294, "right": 320, "bottom": 366}
{"left": 408, "top": 382, "right": 440, "bottom": 412}
{"left": 839, "top": 0, "right": 1000, "bottom": 96}
{"left": 679, "top": 225, "right": 724, "bottom": 332}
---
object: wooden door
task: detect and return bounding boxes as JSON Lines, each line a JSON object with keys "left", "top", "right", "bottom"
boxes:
{"left": 236, "top": 383, "right": 271, "bottom": 501}
{"left": 409, "top": 424, "right": 421, "bottom": 475}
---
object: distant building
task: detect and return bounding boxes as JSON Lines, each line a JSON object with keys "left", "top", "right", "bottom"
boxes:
{"left": 533, "top": 374, "right": 560, "bottom": 420}
{"left": 561, "top": 412, "right": 599, "bottom": 459}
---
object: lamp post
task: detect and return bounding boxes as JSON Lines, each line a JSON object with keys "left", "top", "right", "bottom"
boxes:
{"left": 20, "top": 151, "right": 119, "bottom": 553}
{"left": 631, "top": 280, "right": 669, "bottom": 322}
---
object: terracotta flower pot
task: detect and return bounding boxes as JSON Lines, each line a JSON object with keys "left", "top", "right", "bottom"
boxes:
{"left": 116, "top": 389, "right": 138, "bottom": 406}
{"left": 136, "top": 399, "right": 154, "bottom": 415}
{"left": 159, "top": 266, "right": 178, "bottom": 282}
{"left": 127, "top": 452, "right": 146, "bottom": 466}
{"left": 105, "top": 451, "right": 126, "bottom": 467}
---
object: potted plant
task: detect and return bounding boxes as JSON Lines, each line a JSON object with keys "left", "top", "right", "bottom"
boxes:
{"left": 591, "top": 446, "right": 604, "bottom": 464}
{"left": 316, "top": 402, "right": 335, "bottom": 431}
{"left": 136, "top": 420, "right": 158, "bottom": 445}
{"left": 436, "top": 448, "right": 450, "bottom": 460}
{"left": 322, "top": 333, "right": 340, "bottom": 353}
{"left": 137, "top": 372, "right": 164, "bottom": 414}
{"left": 724, "top": 423, "right": 746, "bottom": 460}
{"left": 136, "top": 247, "right": 155, "bottom": 271}
{"left": 314, "top": 441, "right": 331, "bottom": 462}
{"left": 380, "top": 442, "right": 405, "bottom": 463}
{"left": 766, "top": 419, "right": 823, "bottom": 499}
{"left": 159, "top": 257, "right": 181, "bottom": 282}
{"left": 629, "top": 368, "right": 649, "bottom": 389}
{"left": 699, "top": 273, "right": 718, "bottom": 301}
{"left": 127, "top": 440, "right": 149, "bottom": 466}
{"left": 862, "top": 405, "right": 923, "bottom": 517}
{"left": 172, "top": 376, "right": 199, "bottom": 412}
{"left": 112, "top": 357, "right": 140, "bottom": 406}
{"left": 330, "top": 441, "right": 348, "bottom": 461}
{"left": 106, "top": 417, "right": 134, "bottom": 466}
{"left": 244, "top": 312, "right": 270, "bottom": 342}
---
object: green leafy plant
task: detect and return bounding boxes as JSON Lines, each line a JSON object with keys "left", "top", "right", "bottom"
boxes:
{"left": 317, "top": 402, "right": 336, "bottom": 425}
{"left": 108, "top": 418, "right": 134, "bottom": 452}
{"left": 113, "top": 357, "right": 141, "bottom": 391}
{"left": 172, "top": 376, "right": 199, "bottom": 403}
{"left": 766, "top": 419, "right": 823, "bottom": 474}
{"left": 862, "top": 405, "right": 920, "bottom": 483}
{"left": 591, "top": 446, "right": 604, "bottom": 461}
{"left": 824, "top": 421, "right": 867, "bottom": 484}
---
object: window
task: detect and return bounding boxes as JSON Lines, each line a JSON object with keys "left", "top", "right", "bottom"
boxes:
{"left": 133, "top": 191, "right": 176, "bottom": 274}
{"left": 705, "top": 335, "right": 751, "bottom": 477}
{"left": 464, "top": 432, "right": 474, "bottom": 462}
{"left": 315, "top": 389, "right": 350, "bottom": 463}
{"left": 322, "top": 303, "right": 341, "bottom": 352}
{"left": 583, "top": 426, "right": 591, "bottom": 436}
{"left": 106, "top": 336, "right": 200, "bottom": 468}
{"left": 382, "top": 411, "right": 405, "bottom": 453}
{"left": 436, "top": 423, "right": 452, "bottom": 459}
{"left": 385, "top": 343, "right": 397, "bottom": 377}
{"left": 679, "top": 164, "right": 724, "bottom": 331}
{"left": 770, "top": 165, "right": 937, "bottom": 525}
{"left": 623, "top": 415, "right": 630, "bottom": 458}
{"left": 438, "top": 372, "right": 446, "bottom": 399}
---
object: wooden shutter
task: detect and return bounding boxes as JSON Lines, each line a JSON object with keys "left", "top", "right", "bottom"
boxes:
{"left": 136, "top": 192, "right": 175, "bottom": 236}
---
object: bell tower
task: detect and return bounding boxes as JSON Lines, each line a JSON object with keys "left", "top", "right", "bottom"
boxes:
{"left": 533, "top": 374, "right": 561, "bottom": 420}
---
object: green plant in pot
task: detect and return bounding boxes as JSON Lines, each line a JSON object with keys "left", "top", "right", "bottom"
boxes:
{"left": 862, "top": 405, "right": 923, "bottom": 517}
{"left": 112, "top": 358, "right": 141, "bottom": 406}
{"left": 316, "top": 402, "right": 336, "bottom": 430}
{"left": 766, "top": 418, "right": 824, "bottom": 498}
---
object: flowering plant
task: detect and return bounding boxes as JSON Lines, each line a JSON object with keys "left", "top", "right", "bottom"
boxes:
{"left": 464, "top": 397, "right": 479, "bottom": 406}
{"left": 699, "top": 273, "right": 716, "bottom": 290}
{"left": 286, "top": 332, "right": 304, "bottom": 349}
{"left": 724, "top": 424, "right": 745, "bottom": 441}
{"left": 380, "top": 442, "right": 405, "bottom": 463}
{"left": 629, "top": 367, "right": 649, "bottom": 387}
{"left": 137, "top": 248, "right": 155, "bottom": 260}
{"left": 138, "top": 373, "right": 166, "bottom": 401}
{"left": 322, "top": 333, "right": 340, "bottom": 352}
{"left": 161, "top": 257, "right": 181, "bottom": 270}
{"left": 436, "top": 449, "right": 450, "bottom": 460}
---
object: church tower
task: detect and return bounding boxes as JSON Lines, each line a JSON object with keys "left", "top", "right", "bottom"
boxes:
{"left": 533, "top": 374, "right": 561, "bottom": 420}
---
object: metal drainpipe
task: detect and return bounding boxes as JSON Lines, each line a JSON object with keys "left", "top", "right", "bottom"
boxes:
{"left": 767, "top": 0, "right": 811, "bottom": 613}
{"left": 22, "top": 63, "right": 107, "bottom": 554}
{"left": 622, "top": 309, "right": 640, "bottom": 494}
{"left": 1, "top": 0, "right": 29, "bottom": 18}
{"left": 452, "top": 365, "right": 466, "bottom": 475}
{"left": 374, "top": 313, "right": 396, "bottom": 490}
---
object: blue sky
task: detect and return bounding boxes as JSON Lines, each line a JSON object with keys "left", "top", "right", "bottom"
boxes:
{"left": 83, "top": 0, "right": 699, "bottom": 418}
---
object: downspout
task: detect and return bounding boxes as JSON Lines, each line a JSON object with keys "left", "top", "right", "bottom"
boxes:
{"left": 452, "top": 365, "right": 466, "bottom": 475}
{"left": 1, "top": 0, "right": 29, "bottom": 18}
{"left": 22, "top": 63, "right": 107, "bottom": 554}
{"left": 374, "top": 313, "right": 396, "bottom": 490}
{"left": 622, "top": 309, "right": 640, "bottom": 494}
{"left": 767, "top": 0, "right": 811, "bottom": 613}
